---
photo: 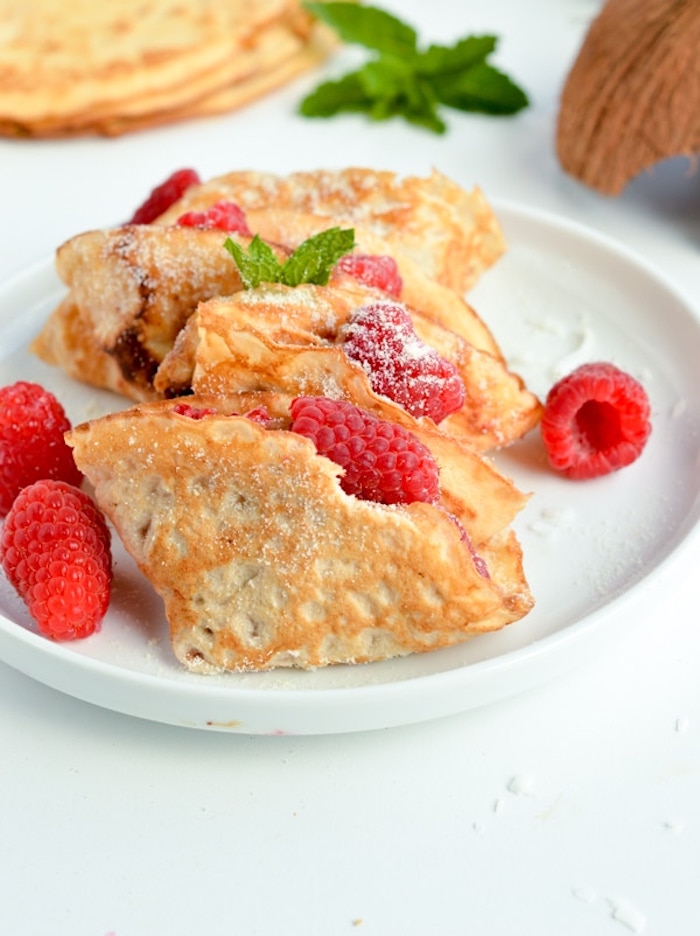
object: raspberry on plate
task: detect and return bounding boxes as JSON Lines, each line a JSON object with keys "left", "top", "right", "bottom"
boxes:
{"left": 290, "top": 395, "right": 440, "bottom": 505}
{"left": 175, "top": 200, "right": 252, "bottom": 236}
{"left": 129, "top": 168, "right": 201, "bottom": 224}
{"left": 342, "top": 301, "right": 466, "bottom": 423}
{"left": 540, "top": 361, "right": 652, "bottom": 479}
{"left": 0, "top": 479, "right": 112, "bottom": 641}
{"left": 0, "top": 381, "right": 83, "bottom": 516}
{"left": 335, "top": 254, "right": 403, "bottom": 297}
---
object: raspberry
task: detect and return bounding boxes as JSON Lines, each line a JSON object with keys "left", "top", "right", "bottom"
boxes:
{"left": 342, "top": 302, "right": 466, "bottom": 423}
{"left": 0, "top": 480, "right": 112, "bottom": 641}
{"left": 172, "top": 402, "right": 271, "bottom": 425}
{"left": 335, "top": 254, "right": 403, "bottom": 297}
{"left": 540, "top": 362, "right": 652, "bottom": 479}
{"left": 243, "top": 406, "right": 272, "bottom": 427}
{"left": 290, "top": 396, "right": 440, "bottom": 505}
{"left": 176, "top": 200, "right": 252, "bottom": 236}
{"left": 172, "top": 402, "right": 218, "bottom": 419}
{"left": 0, "top": 381, "right": 83, "bottom": 517}
{"left": 129, "top": 168, "right": 201, "bottom": 224}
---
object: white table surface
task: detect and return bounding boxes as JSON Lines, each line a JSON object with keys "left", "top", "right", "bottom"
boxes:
{"left": 2, "top": 2, "right": 699, "bottom": 933}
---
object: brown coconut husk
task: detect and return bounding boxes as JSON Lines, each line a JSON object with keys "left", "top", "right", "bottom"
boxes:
{"left": 556, "top": 0, "right": 700, "bottom": 194}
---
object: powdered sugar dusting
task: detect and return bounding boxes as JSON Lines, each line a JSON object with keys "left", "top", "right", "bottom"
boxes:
{"left": 527, "top": 506, "right": 577, "bottom": 538}
{"left": 670, "top": 398, "right": 687, "bottom": 420}
{"left": 343, "top": 301, "right": 465, "bottom": 422}
{"left": 570, "top": 889, "right": 647, "bottom": 933}
{"left": 608, "top": 897, "right": 647, "bottom": 933}
{"left": 507, "top": 773, "right": 536, "bottom": 797}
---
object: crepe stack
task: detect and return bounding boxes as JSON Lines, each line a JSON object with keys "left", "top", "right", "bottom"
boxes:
{"left": 0, "top": 0, "right": 336, "bottom": 137}
{"left": 36, "top": 165, "right": 539, "bottom": 672}
{"left": 32, "top": 168, "right": 540, "bottom": 449}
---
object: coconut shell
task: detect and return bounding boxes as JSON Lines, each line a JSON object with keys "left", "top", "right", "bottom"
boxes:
{"left": 556, "top": 0, "right": 700, "bottom": 194}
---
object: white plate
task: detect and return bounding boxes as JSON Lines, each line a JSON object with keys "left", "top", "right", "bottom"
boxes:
{"left": 1, "top": 202, "right": 699, "bottom": 735}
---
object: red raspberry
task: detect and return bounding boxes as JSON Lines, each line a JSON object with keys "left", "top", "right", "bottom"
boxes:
{"left": 290, "top": 396, "right": 440, "bottom": 505}
{"left": 129, "top": 168, "right": 201, "bottom": 224}
{"left": 0, "top": 381, "right": 82, "bottom": 517}
{"left": 172, "top": 402, "right": 271, "bottom": 425}
{"left": 172, "top": 402, "right": 218, "bottom": 419}
{"left": 0, "top": 480, "right": 112, "bottom": 641}
{"left": 176, "top": 200, "right": 252, "bottom": 236}
{"left": 541, "top": 362, "right": 652, "bottom": 479}
{"left": 336, "top": 254, "right": 403, "bottom": 297}
{"left": 243, "top": 406, "right": 272, "bottom": 427}
{"left": 342, "top": 302, "right": 466, "bottom": 423}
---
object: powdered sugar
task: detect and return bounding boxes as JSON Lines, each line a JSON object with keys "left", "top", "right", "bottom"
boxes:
{"left": 343, "top": 301, "right": 466, "bottom": 422}
{"left": 608, "top": 898, "right": 647, "bottom": 933}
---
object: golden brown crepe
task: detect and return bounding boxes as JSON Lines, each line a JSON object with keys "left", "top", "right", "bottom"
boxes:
{"left": 67, "top": 393, "right": 533, "bottom": 673}
{"left": 33, "top": 225, "right": 257, "bottom": 400}
{"left": 155, "top": 167, "right": 507, "bottom": 293}
{"left": 0, "top": 0, "right": 335, "bottom": 137}
{"left": 156, "top": 282, "right": 541, "bottom": 451}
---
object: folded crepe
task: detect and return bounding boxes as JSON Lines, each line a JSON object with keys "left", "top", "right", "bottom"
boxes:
{"left": 154, "top": 167, "right": 507, "bottom": 294}
{"left": 156, "top": 282, "right": 541, "bottom": 451}
{"left": 67, "top": 392, "right": 533, "bottom": 673}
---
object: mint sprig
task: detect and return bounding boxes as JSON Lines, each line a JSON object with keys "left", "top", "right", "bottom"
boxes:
{"left": 300, "top": 2, "right": 528, "bottom": 133}
{"left": 224, "top": 227, "right": 356, "bottom": 289}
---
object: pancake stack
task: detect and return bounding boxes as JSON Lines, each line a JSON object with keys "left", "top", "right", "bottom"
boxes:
{"left": 0, "top": 0, "right": 335, "bottom": 136}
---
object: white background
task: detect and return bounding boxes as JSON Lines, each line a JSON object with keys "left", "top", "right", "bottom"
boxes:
{"left": 2, "top": 1, "right": 700, "bottom": 933}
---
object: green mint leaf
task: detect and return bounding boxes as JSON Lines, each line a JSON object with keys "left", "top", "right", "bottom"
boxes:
{"left": 303, "top": 2, "right": 417, "bottom": 56}
{"left": 358, "top": 58, "right": 414, "bottom": 100}
{"left": 400, "top": 102, "right": 447, "bottom": 135}
{"left": 299, "top": 61, "right": 445, "bottom": 132}
{"left": 299, "top": 71, "right": 374, "bottom": 117}
{"left": 432, "top": 62, "right": 529, "bottom": 115}
{"left": 300, "top": 2, "right": 529, "bottom": 132}
{"left": 281, "top": 227, "right": 356, "bottom": 286}
{"left": 369, "top": 89, "right": 446, "bottom": 133}
{"left": 359, "top": 66, "right": 446, "bottom": 133}
{"left": 417, "top": 36, "right": 497, "bottom": 77}
{"left": 224, "top": 235, "right": 283, "bottom": 289}
{"left": 224, "top": 229, "right": 356, "bottom": 288}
